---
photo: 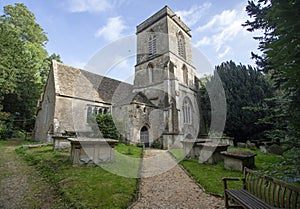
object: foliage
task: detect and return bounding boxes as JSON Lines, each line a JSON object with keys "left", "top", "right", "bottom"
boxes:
{"left": 200, "top": 61, "right": 274, "bottom": 142}
{"left": 243, "top": 0, "right": 300, "bottom": 136}
{"left": 151, "top": 139, "right": 163, "bottom": 149}
{"left": 243, "top": 0, "right": 300, "bottom": 173}
{"left": 0, "top": 112, "right": 12, "bottom": 139}
{"left": 0, "top": 3, "right": 61, "bottom": 132}
{"left": 96, "top": 114, "right": 119, "bottom": 139}
{"left": 169, "top": 146, "right": 295, "bottom": 196}
{"left": 230, "top": 147, "right": 300, "bottom": 185}
{"left": 16, "top": 143, "right": 142, "bottom": 208}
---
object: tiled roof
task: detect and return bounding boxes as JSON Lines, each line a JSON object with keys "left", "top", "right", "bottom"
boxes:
{"left": 53, "top": 60, "right": 133, "bottom": 104}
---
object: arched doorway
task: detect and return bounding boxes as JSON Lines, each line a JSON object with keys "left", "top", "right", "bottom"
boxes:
{"left": 140, "top": 126, "right": 149, "bottom": 147}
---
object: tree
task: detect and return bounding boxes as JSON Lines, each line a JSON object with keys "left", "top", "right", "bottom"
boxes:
{"left": 0, "top": 3, "right": 60, "bottom": 132}
{"left": 1, "top": 3, "right": 48, "bottom": 45}
{"left": 96, "top": 114, "right": 119, "bottom": 140}
{"left": 243, "top": 0, "right": 300, "bottom": 136}
{"left": 200, "top": 61, "right": 274, "bottom": 142}
{"left": 244, "top": 1, "right": 300, "bottom": 179}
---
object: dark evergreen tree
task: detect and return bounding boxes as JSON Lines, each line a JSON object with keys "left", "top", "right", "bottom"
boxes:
{"left": 243, "top": 0, "right": 300, "bottom": 179}
{"left": 243, "top": 0, "right": 300, "bottom": 137}
{"left": 200, "top": 61, "right": 274, "bottom": 142}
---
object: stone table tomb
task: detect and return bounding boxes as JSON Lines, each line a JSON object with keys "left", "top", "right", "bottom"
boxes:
{"left": 68, "top": 138, "right": 118, "bottom": 166}
{"left": 221, "top": 150, "right": 256, "bottom": 172}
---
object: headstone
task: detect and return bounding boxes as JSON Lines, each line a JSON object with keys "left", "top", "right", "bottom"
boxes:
{"left": 268, "top": 144, "right": 283, "bottom": 155}
{"left": 237, "top": 142, "right": 246, "bottom": 148}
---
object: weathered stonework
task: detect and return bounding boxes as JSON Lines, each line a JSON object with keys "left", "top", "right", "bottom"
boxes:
{"left": 133, "top": 6, "right": 199, "bottom": 148}
{"left": 34, "top": 6, "right": 202, "bottom": 149}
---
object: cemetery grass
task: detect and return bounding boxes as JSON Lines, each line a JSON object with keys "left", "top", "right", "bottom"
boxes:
{"left": 16, "top": 143, "right": 143, "bottom": 209}
{"left": 169, "top": 147, "right": 285, "bottom": 197}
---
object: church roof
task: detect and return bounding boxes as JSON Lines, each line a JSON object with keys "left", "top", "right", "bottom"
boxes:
{"left": 52, "top": 60, "right": 133, "bottom": 104}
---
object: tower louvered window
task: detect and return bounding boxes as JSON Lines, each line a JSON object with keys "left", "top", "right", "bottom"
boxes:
{"left": 148, "top": 32, "right": 156, "bottom": 58}
{"left": 178, "top": 32, "right": 186, "bottom": 59}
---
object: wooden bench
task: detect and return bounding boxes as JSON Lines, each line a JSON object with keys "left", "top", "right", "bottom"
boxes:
{"left": 223, "top": 167, "right": 300, "bottom": 209}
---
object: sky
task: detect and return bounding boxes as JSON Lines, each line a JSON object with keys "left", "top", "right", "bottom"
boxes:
{"left": 0, "top": 0, "right": 261, "bottom": 82}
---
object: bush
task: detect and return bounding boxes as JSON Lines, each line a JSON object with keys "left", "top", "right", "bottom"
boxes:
{"left": 136, "top": 142, "right": 144, "bottom": 148}
{"left": 151, "top": 139, "right": 162, "bottom": 149}
{"left": 0, "top": 126, "right": 8, "bottom": 139}
{"left": 96, "top": 114, "right": 119, "bottom": 140}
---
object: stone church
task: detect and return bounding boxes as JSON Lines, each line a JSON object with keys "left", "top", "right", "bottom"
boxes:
{"left": 33, "top": 6, "right": 202, "bottom": 149}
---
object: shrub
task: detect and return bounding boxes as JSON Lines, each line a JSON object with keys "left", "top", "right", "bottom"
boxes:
{"left": 151, "top": 139, "right": 162, "bottom": 149}
{"left": 96, "top": 114, "right": 119, "bottom": 140}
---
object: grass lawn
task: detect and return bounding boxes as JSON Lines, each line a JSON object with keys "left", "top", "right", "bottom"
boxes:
{"left": 16, "top": 142, "right": 142, "bottom": 209}
{"left": 169, "top": 147, "right": 287, "bottom": 197}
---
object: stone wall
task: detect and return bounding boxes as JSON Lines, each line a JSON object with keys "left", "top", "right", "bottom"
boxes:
{"left": 33, "top": 64, "right": 56, "bottom": 142}
{"left": 55, "top": 96, "right": 110, "bottom": 137}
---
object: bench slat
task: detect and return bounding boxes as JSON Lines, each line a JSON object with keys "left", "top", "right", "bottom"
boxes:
{"left": 285, "top": 189, "right": 292, "bottom": 208}
{"left": 226, "top": 189, "right": 273, "bottom": 209}
{"left": 224, "top": 168, "right": 300, "bottom": 209}
{"left": 292, "top": 191, "right": 298, "bottom": 209}
{"left": 269, "top": 180, "right": 275, "bottom": 205}
{"left": 280, "top": 185, "right": 286, "bottom": 208}
{"left": 274, "top": 184, "right": 280, "bottom": 207}
{"left": 257, "top": 176, "right": 263, "bottom": 200}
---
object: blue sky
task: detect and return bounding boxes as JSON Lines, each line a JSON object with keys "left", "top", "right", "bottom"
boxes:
{"left": 0, "top": 0, "right": 261, "bottom": 82}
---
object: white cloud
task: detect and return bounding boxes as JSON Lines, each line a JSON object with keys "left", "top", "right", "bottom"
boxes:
{"left": 194, "top": 6, "right": 251, "bottom": 59}
{"left": 195, "top": 36, "right": 211, "bottom": 47}
{"left": 218, "top": 46, "right": 231, "bottom": 59}
{"left": 67, "top": 0, "right": 112, "bottom": 13}
{"left": 95, "top": 16, "right": 127, "bottom": 41}
{"left": 176, "top": 3, "right": 211, "bottom": 27}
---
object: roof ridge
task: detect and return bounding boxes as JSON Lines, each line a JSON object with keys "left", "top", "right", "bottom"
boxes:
{"left": 53, "top": 60, "right": 132, "bottom": 86}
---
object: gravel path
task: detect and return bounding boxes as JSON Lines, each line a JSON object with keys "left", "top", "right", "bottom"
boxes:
{"left": 131, "top": 149, "right": 225, "bottom": 209}
{"left": 0, "top": 140, "right": 63, "bottom": 209}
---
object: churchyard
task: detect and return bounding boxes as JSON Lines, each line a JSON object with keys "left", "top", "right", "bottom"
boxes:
{"left": 1, "top": 138, "right": 299, "bottom": 208}
{"left": 1, "top": 1, "right": 300, "bottom": 208}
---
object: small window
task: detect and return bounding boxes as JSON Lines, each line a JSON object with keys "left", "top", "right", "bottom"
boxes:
{"left": 183, "top": 99, "right": 192, "bottom": 124}
{"left": 182, "top": 65, "right": 188, "bottom": 85}
{"left": 87, "top": 106, "right": 93, "bottom": 123}
{"left": 147, "top": 63, "right": 154, "bottom": 83}
{"left": 93, "top": 107, "right": 98, "bottom": 115}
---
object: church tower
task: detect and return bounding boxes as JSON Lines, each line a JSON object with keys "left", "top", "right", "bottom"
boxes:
{"left": 133, "top": 6, "right": 200, "bottom": 149}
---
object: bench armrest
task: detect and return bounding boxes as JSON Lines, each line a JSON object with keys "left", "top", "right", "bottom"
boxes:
{"left": 222, "top": 177, "right": 240, "bottom": 181}
{"left": 222, "top": 177, "right": 244, "bottom": 190}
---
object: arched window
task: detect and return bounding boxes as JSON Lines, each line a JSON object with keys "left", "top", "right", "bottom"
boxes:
{"left": 87, "top": 106, "right": 93, "bottom": 122}
{"left": 177, "top": 32, "right": 186, "bottom": 59}
{"left": 147, "top": 63, "right": 154, "bottom": 83}
{"left": 182, "top": 65, "right": 188, "bottom": 85}
{"left": 148, "top": 31, "right": 156, "bottom": 58}
{"left": 183, "top": 99, "right": 192, "bottom": 124}
{"left": 98, "top": 108, "right": 103, "bottom": 115}
{"left": 93, "top": 107, "right": 98, "bottom": 115}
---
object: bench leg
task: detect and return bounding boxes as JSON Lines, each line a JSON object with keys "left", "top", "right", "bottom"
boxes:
{"left": 224, "top": 193, "right": 243, "bottom": 209}
{"left": 224, "top": 192, "right": 229, "bottom": 208}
